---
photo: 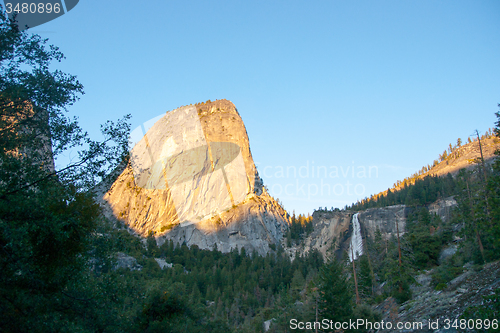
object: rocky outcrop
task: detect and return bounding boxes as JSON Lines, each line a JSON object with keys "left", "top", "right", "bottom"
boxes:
{"left": 377, "top": 261, "right": 500, "bottom": 333}
{"left": 298, "top": 197, "right": 457, "bottom": 260}
{"left": 359, "top": 196, "right": 457, "bottom": 241}
{"left": 427, "top": 136, "right": 500, "bottom": 178}
{"left": 154, "top": 258, "right": 173, "bottom": 269}
{"left": 358, "top": 204, "right": 409, "bottom": 239}
{"left": 427, "top": 196, "right": 456, "bottom": 223}
{"left": 298, "top": 207, "right": 407, "bottom": 260}
{"left": 114, "top": 252, "right": 142, "bottom": 271}
{"left": 301, "top": 210, "right": 352, "bottom": 259}
{"left": 100, "top": 99, "right": 287, "bottom": 255}
{"left": 297, "top": 206, "right": 408, "bottom": 260}
{"left": 154, "top": 191, "right": 289, "bottom": 256}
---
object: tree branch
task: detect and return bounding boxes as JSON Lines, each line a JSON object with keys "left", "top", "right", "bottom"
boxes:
{"left": 0, "top": 146, "right": 100, "bottom": 199}
{"left": 61, "top": 290, "right": 92, "bottom": 302}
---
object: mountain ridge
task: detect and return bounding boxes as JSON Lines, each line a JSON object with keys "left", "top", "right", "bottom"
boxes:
{"left": 353, "top": 133, "right": 500, "bottom": 209}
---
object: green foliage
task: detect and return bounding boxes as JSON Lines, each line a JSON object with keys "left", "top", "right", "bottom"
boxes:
{"left": 107, "top": 237, "right": 326, "bottom": 332}
{"left": 318, "top": 259, "right": 353, "bottom": 323}
{"left": 357, "top": 254, "right": 374, "bottom": 300}
{"left": 383, "top": 257, "right": 413, "bottom": 303}
{"left": 454, "top": 165, "right": 499, "bottom": 264}
{"left": 288, "top": 212, "right": 313, "bottom": 245}
{"left": 349, "top": 173, "right": 457, "bottom": 211}
{"left": 434, "top": 283, "right": 446, "bottom": 291}
{"left": 485, "top": 108, "right": 500, "bottom": 256}
{"left": 431, "top": 264, "right": 462, "bottom": 288}
{"left": 146, "top": 232, "right": 160, "bottom": 257}
{"left": 2, "top": 5, "right": 498, "bottom": 331}
{"left": 132, "top": 282, "right": 225, "bottom": 333}
{"left": 461, "top": 288, "right": 500, "bottom": 332}
{"left": 405, "top": 209, "right": 448, "bottom": 269}
{"left": 0, "top": 12, "right": 130, "bottom": 332}
{"left": 352, "top": 303, "right": 381, "bottom": 329}
{"left": 416, "top": 107, "right": 500, "bottom": 267}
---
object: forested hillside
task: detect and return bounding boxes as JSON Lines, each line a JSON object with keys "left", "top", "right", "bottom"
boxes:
{"left": 349, "top": 131, "right": 500, "bottom": 211}
{"left": 1, "top": 12, "right": 499, "bottom": 332}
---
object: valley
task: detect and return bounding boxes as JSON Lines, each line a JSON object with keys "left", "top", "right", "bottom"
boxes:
{"left": 1, "top": 3, "right": 499, "bottom": 332}
{"left": 98, "top": 100, "right": 500, "bottom": 332}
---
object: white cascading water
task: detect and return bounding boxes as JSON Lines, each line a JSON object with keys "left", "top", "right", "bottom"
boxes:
{"left": 348, "top": 213, "right": 363, "bottom": 261}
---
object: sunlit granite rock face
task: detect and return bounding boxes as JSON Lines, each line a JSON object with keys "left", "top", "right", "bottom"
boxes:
{"left": 101, "top": 99, "right": 288, "bottom": 255}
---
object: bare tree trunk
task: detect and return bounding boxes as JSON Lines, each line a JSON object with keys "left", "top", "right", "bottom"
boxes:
{"left": 466, "top": 179, "right": 486, "bottom": 263}
{"left": 365, "top": 251, "right": 376, "bottom": 297}
{"left": 476, "top": 130, "right": 488, "bottom": 183}
{"left": 315, "top": 295, "right": 318, "bottom": 333}
{"left": 396, "top": 220, "right": 403, "bottom": 293}
{"left": 476, "top": 130, "right": 494, "bottom": 236}
{"left": 396, "top": 221, "right": 402, "bottom": 266}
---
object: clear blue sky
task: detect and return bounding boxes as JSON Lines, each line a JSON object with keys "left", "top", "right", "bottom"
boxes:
{"left": 4, "top": 0, "right": 499, "bottom": 215}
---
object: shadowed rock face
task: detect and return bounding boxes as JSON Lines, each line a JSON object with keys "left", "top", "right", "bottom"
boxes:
{"left": 427, "top": 196, "right": 456, "bottom": 223}
{"left": 301, "top": 211, "right": 353, "bottom": 259}
{"left": 100, "top": 99, "right": 287, "bottom": 255}
{"left": 358, "top": 205, "right": 408, "bottom": 239}
{"left": 1, "top": 102, "right": 55, "bottom": 174}
{"left": 299, "top": 197, "right": 457, "bottom": 260}
{"left": 154, "top": 192, "right": 289, "bottom": 256}
{"left": 358, "top": 197, "right": 457, "bottom": 241}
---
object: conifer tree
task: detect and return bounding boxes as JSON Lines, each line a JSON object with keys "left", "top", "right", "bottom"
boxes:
{"left": 0, "top": 12, "right": 130, "bottom": 331}
{"left": 317, "top": 259, "right": 353, "bottom": 323}
{"left": 358, "top": 255, "right": 374, "bottom": 299}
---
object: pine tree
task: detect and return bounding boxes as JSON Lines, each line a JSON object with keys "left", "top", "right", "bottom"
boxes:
{"left": 317, "top": 259, "right": 353, "bottom": 323}
{"left": 290, "top": 269, "right": 305, "bottom": 299}
{"left": 0, "top": 12, "right": 131, "bottom": 332}
{"left": 485, "top": 106, "right": 500, "bottom": 256}
{"left": 358, "top": 255, "right": 374, "bottom": 299}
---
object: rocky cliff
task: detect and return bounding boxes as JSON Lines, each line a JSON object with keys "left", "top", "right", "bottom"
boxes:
{"left": 296, "top": 197, "right": 457, "bottom": 260}
{"left": 100, "top": 99, "right": 288, "bottom": 255}
{"left": 376, "top": 261, "right": 500, "bottom": 333}
{"left": 300, "top": 210, "right": 353, "bottom": 259}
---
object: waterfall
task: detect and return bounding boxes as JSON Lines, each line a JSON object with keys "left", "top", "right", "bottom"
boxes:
{"left": 348, "top": 213, "right": 363, "bottom": 261}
